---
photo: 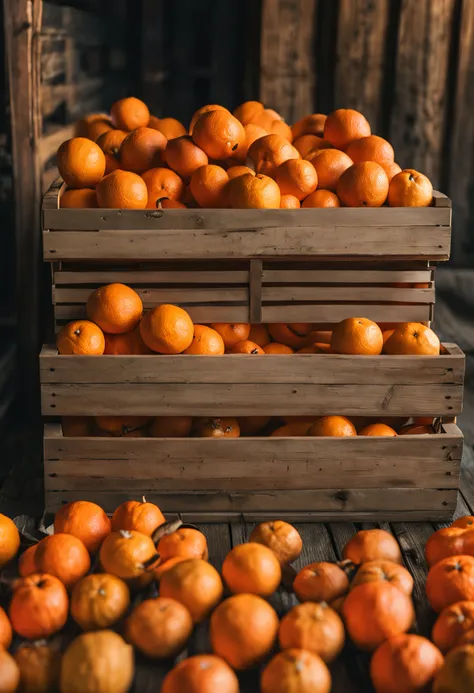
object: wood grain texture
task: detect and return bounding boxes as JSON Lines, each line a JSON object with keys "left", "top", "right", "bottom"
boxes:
{"left": 261, "top": 303, "right": 432, "bottom": 323}
{"left": 390, "top": 0, "right": 455, "bottom": 186}
{"left": 335, "top": 0, "right": 390, "bottom": 130}
{"left": 260, "top": 0, "right": 317, "bottom": 122}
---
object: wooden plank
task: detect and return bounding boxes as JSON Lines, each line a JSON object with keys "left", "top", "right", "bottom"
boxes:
{"left": 54, "top": 304, "right": 250, "bottom": 324}
{"left": 40, "top": 346, "right": 465, "bottom": 385}
{"left": 42, "top": 225, "right": 452, "bottom": 261}
{"left": 262, "top": 303, "right": 432, "bottom": 323}
{"left": 52, "top": 287, "right": 249, "bottom": 305}
{"left": 4, "top": 0, "right": 43, "bottom": 414}
{"left": 260, "top": 0, "right": 317, "bottom": 122}
{"left": 390, "top": 0, "right": 455, "bottom": 187}
{"left": 262, "top": 269, "right": 433, "bottom": 283}
{"left": 432, "top": 190, "right": 452, "bottom": 208}
{"left": 449, "top": 0, "right": 474, "bottom": 264}
{"left": 39, "top": 125, "right": 75, "bottom": 168}
{"left": 54, "top": 270, "right": 250, "bottom": 285}
{"left": 262, "top": 286, "right": 434, "bottom": 303}
{"left": 249, "top": 259, "right": 262, "bottom": 323}
{"left": 335, "top": 0, "right": 390, "bottom": 131}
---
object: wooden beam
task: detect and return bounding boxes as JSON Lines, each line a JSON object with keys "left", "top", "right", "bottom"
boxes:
{"left": 3, "top": 0, "right": 43, "bottom": 413}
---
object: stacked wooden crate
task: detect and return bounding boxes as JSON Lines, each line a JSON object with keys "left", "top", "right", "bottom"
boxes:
{"left": 40, "top": 180, "right": 464, "bottom": 521}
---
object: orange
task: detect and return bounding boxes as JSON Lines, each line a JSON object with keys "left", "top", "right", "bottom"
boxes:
{"left": 264, "top": 342, "right": 294, "bottom": 354}
{"left": 271, "top": 422, "right": 313, "bottom": 436}
{"left": 271, "top": 119, "right": 293, "bottom": 141}
{"left": 383, "top": 322, "right": 440, "bottom": 355}
{"left": 342, "top": 581, "right": 414, "bottom": 651}
{"left": 54, "top": 501, "right": 111, "bottom": 553}
{"left": 268, "top": 323, "right": 313, "bottom": 348}
{"left": 426, "top": 556, "right": 474, "bottom": 613}
{"left": 238, "top": 416, "right": 271, "bottom": 436}
{"left": 324, "top": 108, "right": 371, "bottom": 149}
{"left": 183, "top": 324, "right": 225, "bottom": 355}
{"left": 57, "top": 137, "right": 106, "bottom": 188}
{"left": 110, "top": 96, "right": 150, "bottom": 130}
{"left": 149, "top": 416, "right": 193, "bottom": 438}
{"left": 154, "top": 556, "right": 189, "bottom": 580}
{"left": 210, "top": 593, "right": 279, "bottom": 669}
{"left": 104, "top": 331, "right": 151, "bottom": 355}
{"left": 292, "top": 113, "right": 327, "bottom": 140}
{"left": 193, "top": 417, "right": 240, "bottom": 438}
{"left": 331, "top": 317, "right": 383, "bottom": 355}
{"left": 56, "top": 320, "right": 105, "bottom": 355}
{"left": 252, "top": 108, "right": 283, "bottom": 131}
{"left": 96, "top": 129, "right": 128, "bottom": 174}
{"left": 0, "top": 606, "right": 12, "bottom": 649}
{"left": 275, "top": 159, "right": 318, "bottom": 200}
{"left": 381, "top": 160, "right": 402, "bottom": 182}
{"left": 60, "top": 188, "right": 97, "bottom": 208}
{"left": 399, "top": 424, "right": 433, "bottom": 435}
{"left": 293, "top": 561, "right": 349, "bottom": 603}
{"left": 94, "top": 416, "right": 150, "bottom": 437}
{"left": 190, "top": 164, "right": 229, "bottom": 207}
{"left": 249, "top": 323, "right": 271, "bottom": 347}
{"left": 233, "top": 100, "right": 264, "bottom": 125}
{"left": 211, "top": 323, "right": 250, "bottom": 349}
{"left": 158, "top": 527, "right": 209, "bottom": 562}
{"left": 309, "top": 149, "right": 353, "bottom": 192}
{"left": 250, "top": 520, "right": 302, "bottom": 565}
{"left": 192, "top": 110, "right": 246, "bottom": 160}
{"left": 228, "top": 172, "right": 281, "bottom": 208}
{"left": 35, "top": 534, "right": 91, "bottom": 588}
{"left": 160, "top": 558, "right": 224, "bottom": 623}
{"left": 359, "top": 423, "right": 397, "bottom": 436}
{"left": 294, "top": 134, "right": 327, "bottom": 157}
{"left": 75, "top": 112, "right": 113, "bottom": 140}
{"left": 370, "top": 634, "right": 443, "bottom": 693}
{"left": 302, "top": 190, "right": 340, "bottom": 207}
{"left": 162, "top": 654, "right": 239, "bottom": 693}
{"left": 280, "top": 194, "right": 301, "bottom": 208}
{"left": 351, "top": 560, "right": 413, "bottom": 596}
{"left": 226, "top": 165, "right": 255, "bottom": 180}
{"left": 71, "top": 573, "right": 130, "bottom": 631}
{"left": 307, "top": 416, "right": 357, "bottom": 437}
{"left": 165, "top": 135, "right": 209, "bottom": 179}
{"left": 189, "top": 104, "right": 229, "bottom": 134}
{"left": 96, "top": 169, "right": 148, "bottom": 209}
{"left": 261, "top": 649, "right": 331, "bottom": 693}
{"left": 235, "top": 123, "right": 268, "bottom": 162}
{"left": 337, "top": 161, "right": 389, "bottom": 207}
{"left": 346, "top": 135, "right": 394, "bottom": 165}
{"left": 158, "top": 198, "right": 186, "bottom": 209}
{"left": 148, "top": 115, "right": 187, "bottom": 139}
{"left": 432, "top": 644, "right": 474, "bottom": 691}
{"left": 432, "top": 601, "right": 474, "bottom": 653}
{"left": 18, "top": 545, "right": 38, "bottom": 577}
{"left": 343, "top": 528, "right": 402, "bottom": 564}
{"left": 140, "top": 304, "right": 193, "bottom": 354}
{"left": 248, "top": 134, "right": 300, "bottom": 178}
{"left": 124, "top": 596, "right": 193, "bottom": 659}
{"left": 388, "top": 169, "right": 433, "bottom": 207}
{"left": 0, "top": 514, "right": 20, "bottom": 569}
{"left": 99, "top": 530, "right": 160, "bottom": 588}
{"left": 0, "top": 650, "right": 19, "bottom": 692}
{"left": 141, "top": 167, "right": 184, "bottom": 208}
{"left": 453, "top": 517, "right": 474, "bottom": 529}
{"left": 297, "top": 342, "right": 331, "bottom": 353}
{"left": 9, "top": 573, "right": 69, "bottom": 640}
{"left": 119, "top": 127, "right": 167, "bottom": 173}
{"left": 111, "top": 498, "right": 165, "bottom": 536}
{"left": 222, "top": 542, "right": 282, "bottom": 596}
{"left": 86, "top": 283, "right": 143, "bottom": 334}
{"left": 231, "top": 340, "right": 265, "bottom": 354}
{"left": 279, "top": 601, "right": 345, "bottom": 663}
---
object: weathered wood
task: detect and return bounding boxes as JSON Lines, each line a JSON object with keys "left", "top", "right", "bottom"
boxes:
{"left": 262, "top": 286, "right": 434, "bottom": 303}
{"left": 54, "top": 304, "right": 250, "bottom": 324}
{"left": 449, "top": 0, "right": 474, "bottom": 265}
{"left": 390, "top": 0, "right": 455, "bottom": 186}
{"left": 54, "top": 269, "right": 250, "bottom": 285}
{"left": 261, "top": 303, "right": 432, "bottom": 323}
{"left": 260, "top": 0, "right": 317, "bottom": 122}
{"left": 262, "top": 269, "right": 433, "bottom": 283}
{"left": 335, "top": 0, "right": 390, "bottom": 130}
{"left": 249, "top": 259, "right": 263, "bottom": 323}
{"left": 52, "top": 286, "right": 249, "bottom": 305}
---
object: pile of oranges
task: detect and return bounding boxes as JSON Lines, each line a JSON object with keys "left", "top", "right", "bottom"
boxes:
{"left": 56, "top": 98, "right": 434, "bottom": 210}
{"left": 56, "top": 282, "right": 441, "bottom": 358}
{"left": 1, "top": 504, "right": 474, "bottom": 691}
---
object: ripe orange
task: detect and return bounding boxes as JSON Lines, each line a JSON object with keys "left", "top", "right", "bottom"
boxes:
{"left": 370, "top": 634, "right": 443, "bottom": 693}
{"left": 96, "top": 170, "right": 148, "bottom": 209}
{"left": 383, "top": 323, "right": 440, "bottom": 355}
{"left": 231, "top": 340, "right": 265, "bottom": 354}
{"left": 275, "top": 159, "right": 318, "bottom": 200}
{"left": 453, "top": 517, "right": 474, "bottom": 529}
{"left": 159, "top": 558, "right": 224, "bottom": 623}
{"left": 346, "top": 135, "right": 394, "bottom": 165}
{"left": 228, "top": 172, "right": 281, "bottom": 208}
{"left": 234, "top": 123, "right": 268, "bottom": 162}
{"left": 331, "top": 317, "right": 383, "bottom": 355}
{"left": 226, "top": 165, "right": 255, "bottom": 180}
{"left": 292, "top": 113, "right": 327, "bottom": 140}
{"left": 94, "top": 416, "right": 150, "bottom": 437}
{"left": 238, "top": 416, "right": 271, "bottom": 436}
{"left": 222, "top": 543, "right": 282, "bottom": 596}
{"left": 157, "top": 527, "right": 209, "bottom": 562}
{"left": 140, "top": 304, "right": 194, "bottom": 354}
{"left": 57, "top": 138, "right": 106, "bottom": 188}
{"left": 111, "top": 498, "right": 165, "bottom": 536}
{"left": 96, "top": 129, "right": 128, "bottom": 174}
{"left": 399, "top": 424, "right": 433, "bottom": 435}
{"left": 162, "top": 654, "right": 239, "bottom": 693}
{"left": 249, "top": 323, "right": 271, "bottom": 347}
{"left": 271, "top": 422, "right": 313, "bottom": 436}
{"left": 350, "top": 560, "right": 413, "bottom": 596}
{"left": 293, "top": 561, "right": 349, "bottom": 603}
{"left": 324, "top": 108, "right": 371, "bottom": 149}
{"left": 388, "top": 169, "right": 433, "bottom": 207}
{"left": 35, "top": 534, "right": 91, "bottom": 588}
{"left": 268, "top": 323, "right": 313, "bottom": 349}
{"left": 149, "top": 416, "right": 193, "bottom": 438}
{"left": 302, "top": 190, "right": 340, "bottom": 207}
{"left": 0, "top": 605, "right": 12, "bottom": 649}
{"left": 157, "top": 198, "right": 186, "bottom": 209}
{"left": 142, "top": 167, "right": 184, "bottom": 207}
{"left": 247, "top": 134, "right": 300, "bottom": 178}
{"left": 75, "top": 112, "right": 113, "bottom": 141}
{"left": 124, "top": 596, "right": 193, "bottom": 659}
{"left": 426, "top": 556, "right": 474, "bottom": 613}
{"left": 381, "top": 160, "right": 402, "bottom": 182}
{"left": 210, "top": 593, "right": 279, "bottom": 669}
{"left": 233, "top": 100, "right": 264, "bottom": 125}
{"left": 192, "top": 110, "right": 246, "bottom": 160}
{"left": 359, "top": 423, "right": 397, "bottom": 436}
{"left": 104, "top": 331, "right": 151, "bottom": 355}
{"left": 294, "top": 134, "right": 326, "bottom": 157}
{"left": 432, "top": 601, "right": 474, "bottom": 653}
{"left": 211, "top": 323, "right": 250, "bottom": 349}
{"left": 249, "top": 520, "right": 303, "bottom": 565}
{"left": 60, "top": 188, "right": 97, "bottom": 208}
{"left": 56, "top": 320, "right": 105, "bottom": 355}
{"left": 148, "top": 115, "right": 187, "bottom": 139}
{"left": 189, "top": 104, "right": 229, "bottom": 134}
{"left": 261, "top": 649, "right": 331, "bottom": 693}
{"left": 279, "top": 601, "right": 345, "bottom": 663}
{"left": 183, "top": 324, "right": 225, "bottom": 355}
{"left": 0, "top": 650, "right": 20, "bottom": 692}
{"left": 309, "top": 149, "right": 353, "bottom": 192}
{"left": 271, "top": 119, "right": 294, "bottom": 141}
{"left": 337, "top": 161, "right": 389, "bottom": 207}
{"left": 280, "top": 194, "right": 301, "bottom": 208}
{"left": 86, "top": 283, "right": 143, "bottom": 334}
{"left": 0, "top": 514, "right": 20, "bottom": 569}
{"left": 110, "top": 96, "right": 150, "bottom": 131}
{"left": 165, "top": 136, "right": 209, "bottom": 179}
{"left": 343, "top": 529, "right": 402, "bottom": 564}
{"left": 307, "top": 416, "right": 357, "bottom": 437}
{"left": 190, "top": 164, "right": 229, "bottom": 207}
{"left": 54, "top": 501, "right": 111, "bottom": 553}
{"left": 263, "top": 342, "right": 294, "bottom": 354}
{"left": 120, "top": 127, "right": 167, "bottom": 173}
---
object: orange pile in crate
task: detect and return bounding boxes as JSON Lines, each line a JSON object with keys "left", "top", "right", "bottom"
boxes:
{"left": 57, "top": 98, "right": 434, "bottom": 209}
{"left": 3, "top": 507, "right": 474, "bottom": 690}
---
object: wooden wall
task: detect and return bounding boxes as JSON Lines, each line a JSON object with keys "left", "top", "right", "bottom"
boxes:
{"left": 260, "top": 0, "right": 474, "bottom": 266}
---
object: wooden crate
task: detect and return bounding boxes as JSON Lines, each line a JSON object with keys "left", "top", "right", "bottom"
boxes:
{"left": 43, "top": 421, "right": 463, "bottom": 521}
